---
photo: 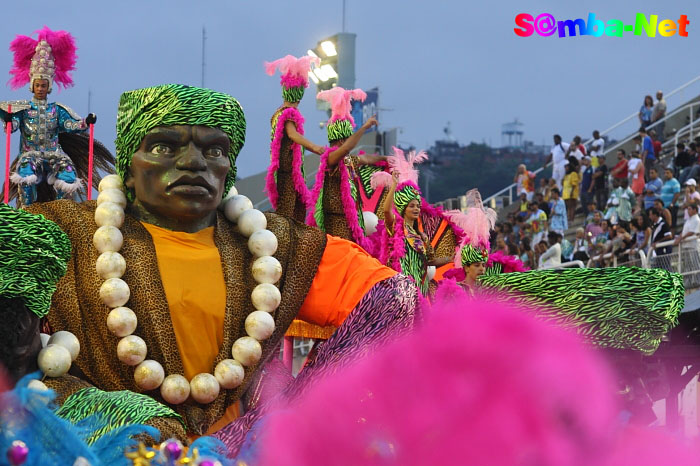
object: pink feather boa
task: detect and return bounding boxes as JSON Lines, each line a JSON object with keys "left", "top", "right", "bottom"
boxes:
{"left": 280, "top": 74, "right": 307, "bottom": 89}
{"left": 265, "top": 107, "right": 312, "bottom": 210}
{"left": 442, "top": 251, "right": 530, "bottom": 283}
{"left": 306, "top": 148, "right": 373, "bottom": 251}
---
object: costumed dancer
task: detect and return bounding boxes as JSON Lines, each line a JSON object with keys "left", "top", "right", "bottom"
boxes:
{"left": 23, "top": 84, "right": 417, "bottom": 443}
{"left": 307, "top": 86, "right": 384, "bottom": 248}
{"left": 1, "top": 27, "right": 100, "bottom": 207}
{"left": 264, "top": 54, "right": 325, "bottom": 222}
{"left": 371, "top": 148, "right": 453, "bottom": 295}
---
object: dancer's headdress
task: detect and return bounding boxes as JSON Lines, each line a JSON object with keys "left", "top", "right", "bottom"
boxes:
{"left": 9, "top": 26, "right": 77, "bottom": 93}
{"left": 445, "top": 189, "right": 497, "bottom": 267}
{"left": 0, "top": 204, "right": 71, "bottom": 317}
{"left": 264, "top": 54, "right": 320, "bottom": 103}
{"left": 316, "top": 87, "right": 366, "bottom": 142}
{"left": 371, "top": 146, "right": 428, "bottom": 214}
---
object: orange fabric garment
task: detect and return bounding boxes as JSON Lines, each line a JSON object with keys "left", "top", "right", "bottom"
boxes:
{"left": 298, "top": 235, "right": 397, "bottom": 326}
{"left": 141, "top": 222, "right": 226, "bottom": 381}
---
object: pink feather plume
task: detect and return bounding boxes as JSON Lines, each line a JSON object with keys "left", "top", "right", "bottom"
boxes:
{"left": 316, "top": 86, "right": 366, "bottom": 126}
{"left": 264, "top": 54, "right": 320, "bottom": 89}
{"left": 8, "top": 26, "right": 77, "bottom": 90}
{"left": 370, "top": 171, "right": 393, "bottom": 190}
{"left": 386, "top": 146, "right": 428, "bottom": 186}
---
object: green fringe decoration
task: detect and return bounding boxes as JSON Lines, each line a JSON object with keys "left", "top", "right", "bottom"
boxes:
{"left": 0, "top": 204, "right": 71, "bottom": 317}
{"left": 282, "top": 86, "right": 305, "bottom": 103}
{"left": 313, "top": 185, "right": 325, "bottom": 231}
{"left": 115, "top": 84, "right": 245, "bottom": 202}
{"left": 478, "top": 267, "right": 685, "bottom": 354}
{"left": 327, "top": 120, "right": 354, "bottom": 142}
{"left": 57, "top": 387, "right": 184, "bottom": 444}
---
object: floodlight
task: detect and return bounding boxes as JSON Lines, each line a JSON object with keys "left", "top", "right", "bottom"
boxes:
{"left": 320, "top": 64, "right": 338, "bottom": 79}
{"left": 313, "top": 67, "right": 329, "bottom": 82}
{"left": 307, "top": 50, "right": 319, "bottom": 59}
{"left": 320, "top": 40, "right": 337, "bottom": 57}
{"left": 308, "top": 71, "right": 320, "bottom": 84}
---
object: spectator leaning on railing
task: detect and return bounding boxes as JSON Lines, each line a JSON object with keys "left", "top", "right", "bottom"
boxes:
{"left": 675, "top": 203, "right": 700, "bottom": 251}
{"left": 652, "top": 90, "right": 667, "bottom": 143}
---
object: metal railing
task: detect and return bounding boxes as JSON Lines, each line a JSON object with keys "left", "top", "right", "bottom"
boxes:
{"left": 587, "top": 249, "right": 648, "bottom": 269}
{"left": 540, "top": 260, "right": 584, "bottom": 270}
{"left": 469, "top": 74, "right": 700, "bottom": 212}
{"left": 648, "top": 237, "right": 700, "bottom": 287}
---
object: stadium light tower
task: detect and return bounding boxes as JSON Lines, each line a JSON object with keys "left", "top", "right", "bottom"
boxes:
{"left": 308, "top": 33, "right": 356, "bottom": 111}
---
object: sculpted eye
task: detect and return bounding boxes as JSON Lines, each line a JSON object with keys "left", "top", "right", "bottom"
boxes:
{"left": 150, "top": 144, "right": 173, "bottom": 155}
{"left": 206, "top": 147, "right": 225, "bottom": 158}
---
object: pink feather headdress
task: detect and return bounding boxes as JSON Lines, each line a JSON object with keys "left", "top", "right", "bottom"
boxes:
{"left": 370, "top": 146, "right": 428, "bottom": 191}
{"left": 316, "top": 86, "right": 367, "bottom": 126}
{"left": 446, "top": 189, "right": 497, "bottom": 268}
{"left": 9, "top": 26, "right": 77, "bottom": 91}
{"left": 264, "top": 54, "right": 320, "bottom": 90}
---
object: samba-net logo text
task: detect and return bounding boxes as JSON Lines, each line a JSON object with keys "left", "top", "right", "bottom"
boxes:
{"left": 514, "top": 13, "right": 689, "bottom": 38}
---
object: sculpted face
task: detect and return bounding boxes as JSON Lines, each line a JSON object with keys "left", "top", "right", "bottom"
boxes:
{"left": 125, "top": 125, "right": 231, "bottom": 232}
{"left": 1, "top": 298, "right": 42, "bottom": 384}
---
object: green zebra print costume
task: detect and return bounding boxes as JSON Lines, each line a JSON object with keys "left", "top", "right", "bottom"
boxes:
{"left": 477, "top": 267, "right": 684, "bottom": 354}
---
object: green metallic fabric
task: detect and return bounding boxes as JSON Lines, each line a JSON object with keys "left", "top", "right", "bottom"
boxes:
{"left": 327, "top": 119, "right": 354, "bottom": 142}
{"left": 0, "top": 204, "right": 70, "bottom": 317}
{"left": 115, "top": 84, "right": 246, "bottom": 201}
{"left": 461, "top": 244, "right": 489, "bottom": 267}
{"left": 394, "top": 185, "right": 421, "bottom": 215}
{"left": 282, "top": 86, "right": 305, "bottom": 103}
{"left": 56, "top": 387, "right": 184, "bottom": 444}
{"left": 478, "top": 267, "right": 685, "bottom": 354}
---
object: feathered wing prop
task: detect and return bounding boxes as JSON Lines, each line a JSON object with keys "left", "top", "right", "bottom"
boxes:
{"left": 8, "top": 26, "right": 77, "bottom": 90}
{"left": 317, "top": 87, "right": 367, "bottom": 126}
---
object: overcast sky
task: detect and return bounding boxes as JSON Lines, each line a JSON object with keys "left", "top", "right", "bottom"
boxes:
{"left": 1, "top": 0, "right": 698, "bottom": 183}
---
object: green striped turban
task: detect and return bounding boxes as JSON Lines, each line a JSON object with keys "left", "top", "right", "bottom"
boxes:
{"left": 394, "top": 183, "right": 421, "bottom": 215}
{"left": 461, "top": 244, "right": 489, "bottom": 267}
{"left": 115, "top": 84, "right": 246, "bottom": 201}
{"left": 327, "top": 120, "right": 354, "bottom": 143}
{"left": 0, "top": 204, "right": 71, "bottom": 317}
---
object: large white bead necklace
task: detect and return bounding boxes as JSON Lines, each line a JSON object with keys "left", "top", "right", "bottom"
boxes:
{"left": 93, "top": 175, "right": 283, "bottom": 405}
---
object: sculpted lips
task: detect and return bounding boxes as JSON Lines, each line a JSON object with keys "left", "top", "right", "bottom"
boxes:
{"left": 167, "top": 175, "right": 214, "bottom": 195}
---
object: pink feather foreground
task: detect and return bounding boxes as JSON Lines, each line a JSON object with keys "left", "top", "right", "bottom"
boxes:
{"left": 264, "top": 107, "right": 311, "bottom": 209}
{"left": 317, "top": 87, "right": 367, "bottom": 126}
{"left": 9, "top": 26, "right": 77, "bottom": 90}
{"left": 256, "top": 293, "right": 698, "bottom": 465}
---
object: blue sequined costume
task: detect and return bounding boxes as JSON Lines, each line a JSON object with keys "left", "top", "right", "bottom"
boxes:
{"left": 1, "top": 99, "right": 87, "bottom": 206}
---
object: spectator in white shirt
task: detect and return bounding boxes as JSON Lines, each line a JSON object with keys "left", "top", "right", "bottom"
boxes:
{"left": 545, "top": 134, "right": 570, "bottom": 191}
{"left": 652, "top": 90, "right": 667, "bottom": 143}
{"left": 538, "top": 231, "right": 562, "bottom": 269}
{"left": 589, "top": 130, "right": 605, "bottom": 167}
{"left": 674, "top": 203, "right": 700, "bottom": 250}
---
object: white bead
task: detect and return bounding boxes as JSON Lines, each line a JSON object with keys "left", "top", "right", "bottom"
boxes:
{"left": 96, "top": 251, "right": 126, "bottom": 279}
{"left": 94, "top": 202, "right": 125, "bottom": 228}
{"left": 93, "top": 226, "right": 123, "bottom": 253}
{"left": 47, "top": 331, "right": 80, "bottom": 361}
{"left": 251, "top": 283, "right": 281, "bottom": 312}
{"left": 362, "top": 211, "right": 379, "bottom": 235}
{"left": 251, "top": 256, "right": 282, "bottom": 284}
{"left": 106, "top": 307, "right": 138, "bottom": 337}
{"left": 238, "top": 209, "right": 267, "bottom": 237}
{"left": 218, "top": 185, "right": 239, "bottom": 211}
{"left": 117, "top": 335, "right": 147, "bottom": 366}
{"left": 214, "top": 359, "right": 245, "bottom": 389}
{"left": 232, "top": 336, "right": 262, "bottom": 367}
{"left": 245, "top": 311, "right": 276, "bottom": 341}
{"left": 248, "top": 229, "right": 278, "bottom": 257}
{"left": 97, "top": 188, "right": 127, "bottom": 209}
{"left": 223, "top": 195, "right": 253, "bottom": 223}
{"left": 98, "top": 174, "right": 124, "bottom": 192}
{"left": 160, "top": 374, "right": 191, "bottom": 404}
{"left": 28, "top": 379, "right": 49, "bottom": 391}
{"left": 134, "top": 360, "right": 165, "bottom": 390}
{"left": 190, "top": 373, "right": 220, "bottom": 404}
{"left": 426, "top": 265, "right": 436, "bottom": 281}
{"left": 37, "top": 344, "right": 72, "bottom": 377}
{"left": 99, "top": 278, "right": 130, "bottom": 308}
{"left": 40, "top": 333, "right": 50, "bottom": 348}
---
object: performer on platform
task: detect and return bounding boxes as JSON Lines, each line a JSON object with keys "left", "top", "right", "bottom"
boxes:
{"left": 264, "top": 54, "right": 325, "bottom": 222}
{"left": 17, "top": 84, "right": 417, "bottom": 443}
{"left": 307, "top": 86, "right": 384, "bottom": 248}
{"left": 373, "top": 149, "right": 454, "bottom": 295}
{"left": 1, "top": 27, "right": 97, "bottom": 206}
